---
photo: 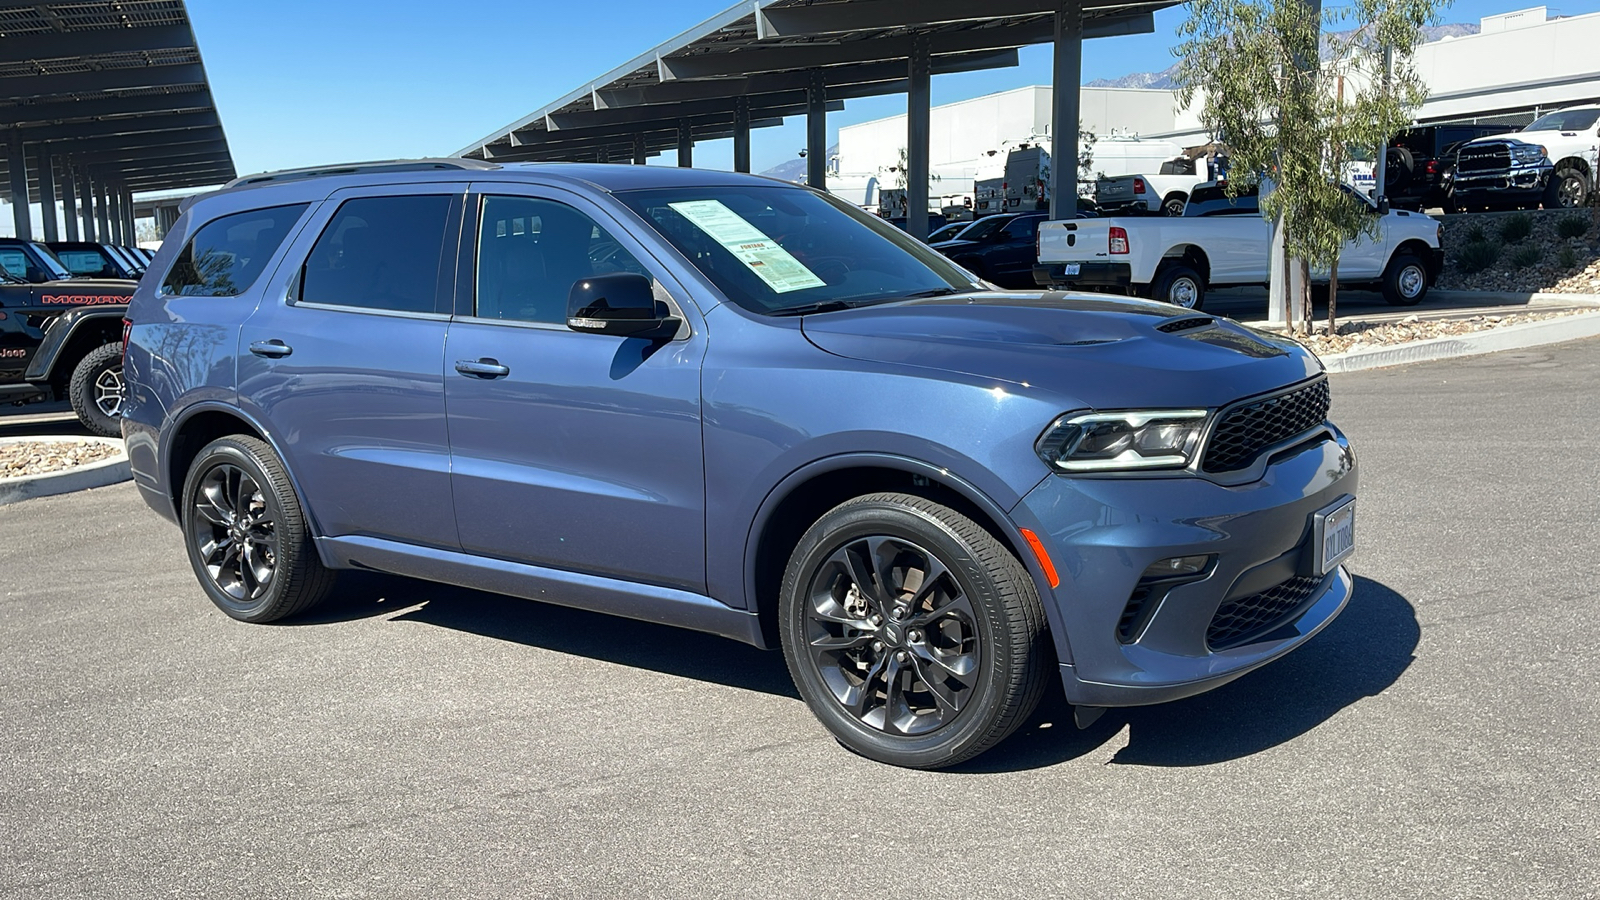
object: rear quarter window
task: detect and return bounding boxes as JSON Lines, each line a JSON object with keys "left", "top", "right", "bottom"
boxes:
{"left": 163, "top": 204, "right": 310, "bottom": 297}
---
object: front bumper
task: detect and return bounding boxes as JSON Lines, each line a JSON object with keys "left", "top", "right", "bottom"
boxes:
{"left": 1012, "top": 424, "right": 1358, "bottom": 708}
{"left": 1033, "top": 262, "right": 1132, "bottom": 290}
{"left": 1452, "top": 161, "right": 1551, "bottom": 198}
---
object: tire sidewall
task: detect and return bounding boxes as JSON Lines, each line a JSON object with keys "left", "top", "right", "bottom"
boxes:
{"left": 181, "top": 439, "right": 290, "bottom": 622}
{"left": 779, "top": 499, "right": 1017, "bottom": 767}
{"left": 69, "top": 343, "right": 124, "bottom": 437}
{"left": 1383, "top": 253, "right": 1427, "bottom": 306}
{"left": 1157, "top": 265, "right": 1204, "bottom": 309}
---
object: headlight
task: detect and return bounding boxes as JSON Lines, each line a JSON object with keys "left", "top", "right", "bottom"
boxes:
{"left": 1511, "top": 144, "right": 1547, "bottom": 163}
{"left": 1036, "top": 410, "right": 1209, "bottom": 473}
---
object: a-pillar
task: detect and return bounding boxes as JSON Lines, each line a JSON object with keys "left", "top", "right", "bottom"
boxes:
{"left": 1049, "top": 0, "right": 1083, "bottom": 221}
{"left": 806, "top": 70, "right": 827, "bottom": 190}
{"left": 905, "top": 35, "right": 932, "bottom": 240}
{"left": 35, "top": 144, "right": 59, "bottom": 242}
{"left": 59, "top": 158, "right": 79, "bottom": 241}
{"left": 7, "top": 130, "right": 30, "bottom": 240}
{"left": 96, "top": 178, "right": 111, "bottom": 241}
{"left": 733, "top": 96, "right": 752, "bottom": 174}
{"left": 676, "top": 121, "right": 693, "bottom": 168}
{"left": 78, "top": 167, "right": 96, "bottom": 240}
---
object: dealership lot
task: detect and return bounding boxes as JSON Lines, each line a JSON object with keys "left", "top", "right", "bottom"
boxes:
{"left": 2, "top": 339, "right": 1597, "bottom": 898}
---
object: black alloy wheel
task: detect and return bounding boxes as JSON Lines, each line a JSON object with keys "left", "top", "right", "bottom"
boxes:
{"left": 182, "top": 436, "right": 335, "bottom": 623}
{"left": 780, "top": 493, "right": 1049, "bottom": 769}
{"left": 68, "top": 342, "right": 125, "bottom": 437}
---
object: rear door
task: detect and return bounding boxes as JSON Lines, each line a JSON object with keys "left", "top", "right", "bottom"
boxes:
{"left": 236, "top": 184, "right": 466, "bottom": 550}
{"left": 443, "top": 183, "right": 708, "bottom": 591}
{"left": 987, "top": 214, "right": 1045, "bottom": 284}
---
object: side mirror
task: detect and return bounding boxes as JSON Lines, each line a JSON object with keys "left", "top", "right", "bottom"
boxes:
{"left": 566, "top": 273, "right": 680, "bottom": 340}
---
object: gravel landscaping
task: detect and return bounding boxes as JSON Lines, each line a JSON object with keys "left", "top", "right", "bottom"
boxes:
{"left": 0, "top": 440, "right": 123, "bottom": 478}
{"left": 1437, "top": 208, "right": 1600, "bottom": 293}
{"left": 1291, "top": 308, "right": 1599, "bottom": 355}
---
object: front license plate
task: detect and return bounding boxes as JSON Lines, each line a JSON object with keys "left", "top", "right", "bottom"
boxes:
{"left": 1313, "top": 498, "right": 1356, "bottom": 575}
{"left": 1062, "top": 263, "right": 1081, "bottom": 276}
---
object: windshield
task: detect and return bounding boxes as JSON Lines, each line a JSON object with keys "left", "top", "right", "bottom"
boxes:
{"left": 1525, "top": 109, "right": 1600, "bottom": 132}
{"left": 31, "top": 243, "right": 72, "bottom": 280}
{"left": 954, "top": 216, "right": 1009, "bottom": 241}
{"left": 615, "top": 185, "right": 972, "bottom": 315}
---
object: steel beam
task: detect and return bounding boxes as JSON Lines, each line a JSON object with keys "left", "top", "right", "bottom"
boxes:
{"left": 806, "top": 71, "right": 827, "bottom": 189}
{"left": 13, "top": 111, "right": 222, "bottom": 140}
{"left": 108, "top": 185, "right": 122, "bottom": 244}
{"left": 0, "top": 25, "right": 195, "bottom": 64}
{"left": 78, "top": 166, "right": 94, "bottom": 240}
{"left": 68, "top": 139, "right": 231, "bottom": 166}
{"left": 733, "top": 96, "right": 752, "bottom": 173}
{"left": 677, "top": 120, "right": 693, "bottom": 167}
{"left": 1049, "top": 0, "right": 1083, "bottom": 220}
{"left": 500, "top": 99, "right": 841, "bottom": 152}
{"left": 7, "top": 129, "right": 28, "bottom": 239}
{"left": 59, "top": 157, "right": 78, "bottom": 240}
{"left": 95, "top": 179, "right": 110, "bottom": 240}
{"left": 3, "top": 63, "right": 207, "bottom": 100}
{"left": 0, "top": 90, "right": 216, "bottom": 129}
{"left": 633, "top": 133, "right": 648, "bottom": 165}
{"left": 906, "top": 36, "right": 932, "bottom": 240}
{"left": 759, "top": 0, "right": 1057, "bottom": 36}
{"left": 35, "top": 126, "right": 227, "bottom": 156}
{"left": 35, "top": 144, "right": 58, "bottom": 241}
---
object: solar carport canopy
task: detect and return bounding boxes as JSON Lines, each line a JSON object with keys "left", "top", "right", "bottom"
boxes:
{"left": 1, "top": 0, "right": 235, "bottom": 200}
{"left": 455, "top": 0, "right": 1174, "bottom": 165}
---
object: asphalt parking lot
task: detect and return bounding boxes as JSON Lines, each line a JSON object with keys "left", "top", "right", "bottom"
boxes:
{"left": 2, "top": 338, "right": 1597, "bottom": 899}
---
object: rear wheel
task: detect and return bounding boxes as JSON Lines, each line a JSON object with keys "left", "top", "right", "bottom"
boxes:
{"left": 779, "top": 493, "right": 1049, "bottom": 769}
{"left": 1161, "top": 193, "right": 1187, "bottom": 217}
{"left": 181, "top": 435, "right": 336, "bottom": 623}
{"left": 1152, "top": 263, "right": 1205, "bottom": 310}
{"left": 1381, "top": 252, "right": 1429, "bottom": 306}
{"left": 68, "top": 342, "right": 124, "bottom": 438}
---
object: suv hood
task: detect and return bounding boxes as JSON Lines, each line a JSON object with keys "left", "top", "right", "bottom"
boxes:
{"left": 800, "top": 291, "right": 1323, "bottom": 410}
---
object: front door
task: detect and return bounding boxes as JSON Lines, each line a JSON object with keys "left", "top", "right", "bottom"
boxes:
{"left": 237, "top": 185, "right": 466, "bottom": 550}
{"left": 444, "top": 185, "right": 708, "bottom": 592}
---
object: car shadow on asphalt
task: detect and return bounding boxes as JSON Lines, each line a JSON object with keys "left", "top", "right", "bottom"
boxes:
{"left": 948, "top": 575, "right": 1419, "bottom": 774}
{"left": 297, "top": 572, "right": 801, "bottom": 699}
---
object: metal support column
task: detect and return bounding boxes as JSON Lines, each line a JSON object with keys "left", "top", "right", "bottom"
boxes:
{"left": 36, "top": 145, "right": 59, "bottom": 242}
{"left": 677, "top": 120, "right": 693, "bottom": 168}
{"left": 633, "top": 133, "right": 647, "bottom": 165}
{"left": 78, "top": 167, "right": 96, "bottom": 240}
{"left": 806, "top": 69, "right": 827, "bottom": 189}
{"left": 124, "top": 186, "right": 136, "bottom": 241}
{"left": 96, "top": 178, "right": 111, "bottom": 242}
{"left": 1049, "top": 0, "right": 1083, "bottom": 220}
{"left": 906, "top": 35, "right": 933, "bottom": 240}
{"left": 7, "top": 130, "right": 30, "bottom": 240}
{"left": 60, "top": 158, "right": 79, "bottom": 241}
{"left": 733, "top": 96, "right": 752, "bottom": 174}
{"left": 109, "top": 187, "right": 124, "bottom": 244}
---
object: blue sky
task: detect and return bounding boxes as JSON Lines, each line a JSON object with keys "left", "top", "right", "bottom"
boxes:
{"left": 188, "top": 0, "right": 1600, "bottom": 179}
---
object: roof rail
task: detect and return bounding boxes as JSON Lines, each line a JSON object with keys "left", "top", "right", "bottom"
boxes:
{"left": 223, "top": 158, "right": 498, "bottom": 189}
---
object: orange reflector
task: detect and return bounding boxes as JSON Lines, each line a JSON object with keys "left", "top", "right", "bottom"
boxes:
{"left": 1018, "top": 528, "right": 1060, "bottom": 589}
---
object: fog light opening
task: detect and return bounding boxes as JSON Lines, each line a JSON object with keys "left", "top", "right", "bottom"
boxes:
{"left": 1143, "top": 555, "right": 1212, "bottom": 579}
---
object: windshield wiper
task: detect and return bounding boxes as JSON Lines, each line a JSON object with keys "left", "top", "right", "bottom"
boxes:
{"left": 901, "top": 287, "right": 961, "bottom": 299}
{"left": 768, "top": 299, "right": 870, "bottom": 317}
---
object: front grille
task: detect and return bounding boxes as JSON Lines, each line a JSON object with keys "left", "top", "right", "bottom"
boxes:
{"left": 1456, "top": 145, "right": 1510, "bottom": 173}
{"left": 1156, "top": 316, "right": 1215, "bottom": 333}
{"left": 1202, "top": 378, "right": 1330, "bottom": 473}
{"left": 1208, "top": 575, "right": 1324, "bottom": 649}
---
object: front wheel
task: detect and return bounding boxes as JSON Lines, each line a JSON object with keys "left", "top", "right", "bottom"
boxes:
{"left": 779, "top": 493, "right": 1050, "bottom": 769}
{"left": 1152, "top": 263, "right": 1205, "bottom": 309}
{"left": 1544, "top": 167, "right": 1590, "bottom": 209}
{"left": 68, "top": 342, "right": 125, "bottom": 437}
{"left": 1381, "top": 252, "right": 1429, "bottom": 306}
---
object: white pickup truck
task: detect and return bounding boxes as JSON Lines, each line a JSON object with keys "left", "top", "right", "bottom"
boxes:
{"left": 1095, "top": 156, "right": 1217, "bottom": 216}
{"left": 1034, "top": 184, "right": 1444, "bottom": 310}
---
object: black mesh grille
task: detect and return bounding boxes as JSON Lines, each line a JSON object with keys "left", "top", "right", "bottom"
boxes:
{"left": 1156, "top": 316, "right": 1215, "bottom": 333}
{"left": 1202, "top": 379, "right": 1330, "bottom": 473}
{"left": 1208, "top": 575, "right": 1324, "bottom": 649}
{"left": 1456, "top": 145, "right": 1510, "bottom": 173}
{"left": 1117, "top": 586, "right": 1154, "bottom": 642}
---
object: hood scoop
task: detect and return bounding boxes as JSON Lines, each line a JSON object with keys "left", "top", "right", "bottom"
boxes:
{"left": 1155, "top": 316, "right": 1216, "bottom": 333}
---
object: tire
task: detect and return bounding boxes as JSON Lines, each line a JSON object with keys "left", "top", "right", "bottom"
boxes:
{"left": 1152, "top": 263, "right": 1205, "bottom": 310}
{"left": 1543, "top": 167, "right": 1590, "bottom": 209}
{"left": 181, "top": 435, "right": 336, "bottom": 623}
{"left": 1161, "top": 193, "right": 1187, "bottom": 217}
{"left": 68, "top": 342, "right": 125, "bottom": 438}
{"left": 1381, "top": 252, "right": 1429, "bottom": 306}
{"left": 1385, "top": 147, "right": 1415, "bottom": 190}
{"left": 778, "top": 492, "right": 1050, "bottom": 769}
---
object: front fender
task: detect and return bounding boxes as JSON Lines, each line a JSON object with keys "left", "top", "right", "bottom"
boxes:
{"left": 23, "top": 305, "right": 127, "bottom": 382}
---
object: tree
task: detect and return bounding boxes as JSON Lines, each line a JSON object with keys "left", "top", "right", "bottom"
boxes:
{"left": 1172, "top": 0, "right": 1436, "bottom": 333}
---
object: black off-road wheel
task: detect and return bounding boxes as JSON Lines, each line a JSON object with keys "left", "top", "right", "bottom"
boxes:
{"left": 779, "top": 493, "right": 1050, "bottom": 769}
{"left": 1381, "top": 251, "right": 1429, "bottom": 306}
{"left": 68, "top": 342, "right": 125, "bottom": 438}
{"left": 181, "top": 435, "right": 336, "bottom": 623}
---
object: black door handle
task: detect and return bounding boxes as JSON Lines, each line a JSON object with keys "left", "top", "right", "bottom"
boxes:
{"left": 249, "top": 340, "right": 292, "bottom": 358}
{"left": 455, "top": 358, "right": 510, "bottom": 378}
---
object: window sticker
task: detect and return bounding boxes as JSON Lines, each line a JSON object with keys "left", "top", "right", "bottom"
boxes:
{"left": 667, "top": 200, "right": 826, "bottom": 294}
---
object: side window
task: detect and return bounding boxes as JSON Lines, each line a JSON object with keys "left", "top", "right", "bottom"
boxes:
{"left": 0, "top": 249, "right": 28, "bottom": 279}
{"left": 301, "top": 195, "right": 454, "bottom": 314}
{"left": 474, "top": 195, "right": 649, "bottom": 324}
{"left": 162, "top": 204, "right": 308, "bottom": 297}
{"left": 1002, "top": 216, "right": 1041, "bottom": 241}
{"left": 56, "top": 249, "right": 113, "bottom": 277}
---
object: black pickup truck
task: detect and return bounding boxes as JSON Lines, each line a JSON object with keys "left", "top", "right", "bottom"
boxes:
{"left": 1, "top": 238, "right": 135, "bottom": 436}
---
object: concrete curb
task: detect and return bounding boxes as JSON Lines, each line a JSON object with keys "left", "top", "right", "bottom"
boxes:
{"left": 1319, "top": 311, "right": 1600, "bottom": 373}
{"left": 0, "top": 436, "right": 130, "bottom": 507}
{"left": 1428, "top": 290, "right": 1600, "bottom": 307}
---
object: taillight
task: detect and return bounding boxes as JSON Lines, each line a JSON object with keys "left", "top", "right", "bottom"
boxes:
{"left": 1424, "top": 160, "right": 1440, "bottom": 175}
{"left": 1109, "top": 226, "right": 1129, "bottom": 255}
{"left": 1133, "top": 178, "right": 1146, "bottom": 195}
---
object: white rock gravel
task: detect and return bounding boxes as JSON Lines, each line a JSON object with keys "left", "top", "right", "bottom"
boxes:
{"left": 0, "top": 440, "right": 122, "bottom": 478}
{"left": 1290, "top": 308, "right": 1599, "bottom": 356}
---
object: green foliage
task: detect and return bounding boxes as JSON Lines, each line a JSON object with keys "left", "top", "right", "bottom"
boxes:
{"left": 1498, "top": 214, "right": 1533, "bottom": 244}
{"left": 1557, "top": 246, "right": 1579, "bottom": 268}
{"left": 1508, "top": 244, "right": 1542, "bottom": 269}
{"left": 1456, "top": 241, "right": 1500, "bottom": 274}
{"left": 1173, "top": 0, "right": 1438, "bottom": 273}
{"left": 1463, "top": 222, "right": 1487, "bottom": 243}
{"left": 1556, "top": 215, "right": 1590, "bottom": 239}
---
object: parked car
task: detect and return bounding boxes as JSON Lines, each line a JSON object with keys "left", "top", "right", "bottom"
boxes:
{"left": 1096, "top": 154, "right": 1221, "bottom": 216}
{"left": 0, "top": 266, "right": 134, "bottom": 435}
{"left": 1382, "top": 124, "right": 1505, "bottom": 211}
{"left": 48, "top": 240, "right": 146, "bottom": 280}
{"left": 124, "top": 159, "right": 1359, "bottom": 769}
{"left": 924, "top": 221, "right": 969, "bottom": 243}
{"left": 928, "top": 211, "right": 1047, "bottom": 287}
{"left": 1451, "top": 106, "right": 1600, "bottom": 210}
{"left": 0, "top": 237, "right": 77, "bottom": 284}
{"left": 1035, "top": 183, "right": 1443, "bottom": 309}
